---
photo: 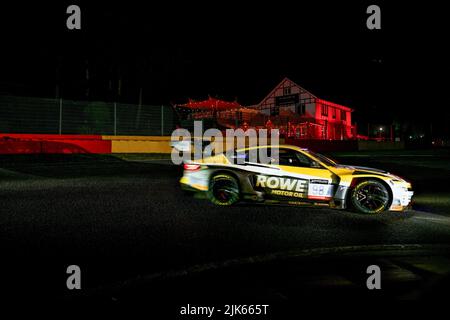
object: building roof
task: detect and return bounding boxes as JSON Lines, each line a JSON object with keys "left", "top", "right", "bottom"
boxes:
{"left": 254, "top": 77, "right": 353, "bottom": 112}
{"left": 254, "top": 77, "right": 316, "bottom": 105}
{"left": 177, "top": 97, "right": 241, "bottom": 110}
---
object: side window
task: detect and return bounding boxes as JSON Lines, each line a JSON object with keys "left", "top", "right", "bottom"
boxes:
{"left": 278, "top": 149, "right": 322, "bottom": 168}
{"left": 278, "top": 149, "right": 298, "bottom": 166}
{"left": 239, "top": 147, "right": 271, "bottom": 164}
{"left": 229, "top": 151, "right": 248, "bottom": 164}
{"left": 233, "top": 148, "right": 322, "bottom": 168}
{"left": 278, "top": 149, "right": 312, "bottom": 167}
{"left": 295, "top": 151, "right": 320, "bottom": 167}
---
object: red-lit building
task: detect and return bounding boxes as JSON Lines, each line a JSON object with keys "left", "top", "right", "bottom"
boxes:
{"left": 175, "top": 78, "right": 357, "bottom": 140}
{"left": 249, "top": 78, "right": 356, "bottom": 140}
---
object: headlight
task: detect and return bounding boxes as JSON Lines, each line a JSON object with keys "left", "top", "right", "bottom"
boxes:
{"left": 388, "top": 179, "right": 400, "bottom": 186}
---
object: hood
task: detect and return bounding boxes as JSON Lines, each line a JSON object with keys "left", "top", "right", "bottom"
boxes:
{"left": 340, "top": 165, "right": 388, "bottom": 174}
{"left": 338, "top": 165, "right": 406, "bottom": 182}
{"left": 333, "top": 164, "right": 404, "bottom": 180}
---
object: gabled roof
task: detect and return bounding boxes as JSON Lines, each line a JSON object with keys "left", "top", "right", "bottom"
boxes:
{"left": 255, "top": 77, "right": 317, "bottom": 106}
{"left": 254, "top": 77, "right": 353, "bottom": 112}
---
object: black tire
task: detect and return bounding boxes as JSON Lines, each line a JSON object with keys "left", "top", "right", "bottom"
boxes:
{"left": 207, "top": 174, "right": 240, "bottom": 206}
{"left": 350, "top": 180, "right": 391, "bottom": 214}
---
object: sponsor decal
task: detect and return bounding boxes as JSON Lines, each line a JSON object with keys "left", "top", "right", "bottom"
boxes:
{"left": 255, "top": 175, "right": 308, "bottom": 192}
{"left": 310, "top": 179, "right": 328, "bottom": 184}
{"left": 255, "top": 175, "right": 334, "bottom": 201}
{"left": 270, "top": 190, "right": 305, "bottom": 198}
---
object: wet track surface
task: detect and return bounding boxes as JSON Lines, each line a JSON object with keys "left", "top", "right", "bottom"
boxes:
{"left": 1, "top": 154, "right": 450, "bottom": 301}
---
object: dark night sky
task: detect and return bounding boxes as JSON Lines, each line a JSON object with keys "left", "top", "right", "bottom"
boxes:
{"left": 0, "top": 1, "right": 448, "bottom": 131}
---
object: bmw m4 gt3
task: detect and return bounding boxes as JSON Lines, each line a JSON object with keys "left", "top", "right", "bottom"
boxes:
{"left": 180, "top": 145, "right": 413, "bottom": 214}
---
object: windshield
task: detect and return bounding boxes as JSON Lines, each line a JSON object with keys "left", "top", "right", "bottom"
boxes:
{"left": 303, "top": 150, "right": 338, "bottom": 167}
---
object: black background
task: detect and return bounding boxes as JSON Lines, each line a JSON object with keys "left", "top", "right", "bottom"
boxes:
{"left": 0, "top": 1, "right": 448, "bottom": 132}
{"left": 0, "top": 2, "right": 450, "bottom": 309}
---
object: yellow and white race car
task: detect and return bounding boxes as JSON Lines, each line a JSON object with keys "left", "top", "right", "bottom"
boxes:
{"left": 180, "top": 145, "right": 413, "bottom": 214}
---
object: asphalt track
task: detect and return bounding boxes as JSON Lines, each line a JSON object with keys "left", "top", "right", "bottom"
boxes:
{"left": 1, "top": 153, "right": 450, "bottom": 303}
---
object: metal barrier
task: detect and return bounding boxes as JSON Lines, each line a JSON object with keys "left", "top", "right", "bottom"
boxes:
{"left": 0, "top": 96, "right": 175, "bottom": 136}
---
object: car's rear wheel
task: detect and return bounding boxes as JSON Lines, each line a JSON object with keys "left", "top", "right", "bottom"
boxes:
{"left": 208, "top": 174, "right": 240, "bottom": 206}
{"left": 350, "top": 180, "right": 391, "bottom": 214}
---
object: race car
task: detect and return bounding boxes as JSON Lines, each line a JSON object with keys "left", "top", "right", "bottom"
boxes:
{"left": 179, "top": 145, "right": 413, "bottom": 214}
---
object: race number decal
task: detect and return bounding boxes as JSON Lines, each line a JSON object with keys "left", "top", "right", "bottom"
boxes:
{"left": 308, "top": 181, "right": 334, "bottom": 200}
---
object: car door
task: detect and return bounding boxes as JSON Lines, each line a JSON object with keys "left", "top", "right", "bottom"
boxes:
{"left": 275, "top": 148, "right": 337, "bottom": 201}
{"left": 240, "top": 147, "right": 284, "bottom": 183}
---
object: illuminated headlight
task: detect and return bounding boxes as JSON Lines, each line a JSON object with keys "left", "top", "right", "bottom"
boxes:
{"left": 389, "top": 179, "right": 412, "bottom": 189}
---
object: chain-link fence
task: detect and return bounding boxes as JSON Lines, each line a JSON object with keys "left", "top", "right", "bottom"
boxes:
{"left": 0, "top": 96, "right": 175, "bottom": 135}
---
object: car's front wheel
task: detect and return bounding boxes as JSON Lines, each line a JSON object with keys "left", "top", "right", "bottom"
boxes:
{"left": 207, "top": 174, "right": 240, "bottom": 206}
{"left": 350, "top": 180, "right": 391, "bottom": 214}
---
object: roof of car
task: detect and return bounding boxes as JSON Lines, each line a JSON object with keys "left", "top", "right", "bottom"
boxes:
{"left": 237, "top": 145, "right": 309, "bottom": 152}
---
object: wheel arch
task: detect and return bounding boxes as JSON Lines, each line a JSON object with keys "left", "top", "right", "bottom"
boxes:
{"left": 209, "top": 169, "right": 241, "bottom": 188}
{"left": 348, "top": 175, "right": 394, "bottom": 208}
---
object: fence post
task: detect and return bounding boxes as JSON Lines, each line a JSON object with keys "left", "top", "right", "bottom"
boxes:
{"left": 114, "top": 102, "right": 117, "bottom": 135}
{"left": 59, "top": 98, "right": 62, "bottom": 134}
{"left": 161, "top": 105, "right": 164, "bottom": 136}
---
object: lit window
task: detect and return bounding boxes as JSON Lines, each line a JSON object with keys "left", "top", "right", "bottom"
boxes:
{"left": 321, "top": 105, "right": 328, "bottom": 116}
